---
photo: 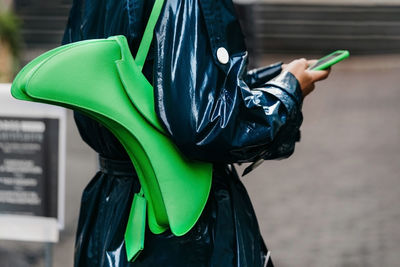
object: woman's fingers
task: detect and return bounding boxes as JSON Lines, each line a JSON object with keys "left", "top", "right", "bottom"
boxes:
{"left": 307, "top": 59, "right": 331, "bottom": 81}
{"left": 309, "top": 68, "right": 330, "bottom": 82}
{"left": 307, "top": 59, "right": 318, "bottom": 68}
{"left": 283, "top": 58, "right": 331, "bottom": 98}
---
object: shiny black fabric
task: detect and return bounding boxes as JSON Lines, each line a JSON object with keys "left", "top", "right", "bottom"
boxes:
{"left": 154, "top": 0, "right": 303, "bottom": 163}
{"left": 77, "top": 160, "right": 271, "bottom": 266}
{"left": 62, "top": 0, "right": 303, "bottom": 266}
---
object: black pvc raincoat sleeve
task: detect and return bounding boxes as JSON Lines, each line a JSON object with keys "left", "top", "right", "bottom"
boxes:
{"left": 153, "top": 0, "right": 303, "bottom": 163}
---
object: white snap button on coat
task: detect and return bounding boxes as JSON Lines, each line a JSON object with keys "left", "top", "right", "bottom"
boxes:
{"left": 216, "top": 47, "right": 229, "bottom": 64}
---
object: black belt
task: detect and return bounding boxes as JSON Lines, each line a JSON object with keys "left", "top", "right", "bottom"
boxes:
{"left": 99, "top": 155, "right": 136, "bottom": 176}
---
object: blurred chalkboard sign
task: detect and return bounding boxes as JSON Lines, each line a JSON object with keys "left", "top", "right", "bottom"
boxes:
{"left": 0, "top": 84, "right": 66, "bottom": 243}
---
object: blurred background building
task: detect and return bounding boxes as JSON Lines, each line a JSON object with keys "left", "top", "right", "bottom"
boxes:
{"left": 10, "top": 0, "right": 400, "bottom": 64}
{"left": 1, "top": 0, "right": 400, "bottom": 266}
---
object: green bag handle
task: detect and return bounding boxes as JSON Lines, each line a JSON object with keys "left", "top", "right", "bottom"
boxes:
{"left": 135, "top": 0, "right": 165, "bottom": 72}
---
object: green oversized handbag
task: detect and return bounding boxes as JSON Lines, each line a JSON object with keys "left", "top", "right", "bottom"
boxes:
{"left": 11, "top": 0, "right": 212, "bottom": 262}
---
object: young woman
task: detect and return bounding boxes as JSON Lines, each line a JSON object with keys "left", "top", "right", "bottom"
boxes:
{"left": 63, "top": 0, "right": 329, "bottom": 266}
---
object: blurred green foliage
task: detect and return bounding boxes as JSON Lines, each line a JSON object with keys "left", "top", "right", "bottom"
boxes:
{"left": 0, "top": 9, "right": 21, "bottom": 56}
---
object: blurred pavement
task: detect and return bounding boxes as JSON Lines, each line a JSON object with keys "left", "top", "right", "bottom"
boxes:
{"left": 241, "top": 53, "right": 400, "bottom": 267}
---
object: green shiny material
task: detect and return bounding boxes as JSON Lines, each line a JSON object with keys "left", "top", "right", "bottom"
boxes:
{"left": 11, "top": 31, "right": 212, "bottom": 262}
{"left": 309, "top": 50, "right": 350, "bottom": 71}
{"left": 125, "top": 191, "right": 146, "bottom": 261}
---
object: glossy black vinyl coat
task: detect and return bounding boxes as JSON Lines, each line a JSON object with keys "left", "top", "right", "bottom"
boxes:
{"left": 62, "top": 0, "right": 303, "bottom": 266}
{"left": 154, "top": 1, "right": 303, "bottom": 163}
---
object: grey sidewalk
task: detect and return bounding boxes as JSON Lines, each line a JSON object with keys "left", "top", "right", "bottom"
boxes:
{"left": 241, "top": 54, "right": 400, "bottom": 267}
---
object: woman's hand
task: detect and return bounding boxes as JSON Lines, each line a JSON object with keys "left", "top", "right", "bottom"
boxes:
{"left": 282, "top": 58, "right": 330, "bottom": 98}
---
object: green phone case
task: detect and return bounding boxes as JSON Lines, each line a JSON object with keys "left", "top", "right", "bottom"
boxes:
{"left": 310, "top": 50, "right": 350, "bottom": 70}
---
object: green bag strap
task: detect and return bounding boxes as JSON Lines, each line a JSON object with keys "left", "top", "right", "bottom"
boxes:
{"left": 125, "top": 188, "right": 146, "bottom": 262}
{"left": 125, "top": 0, "right": 165, "bottom": 262}
{"left": 135, "top": 0, "right": 165, "bottom": 71}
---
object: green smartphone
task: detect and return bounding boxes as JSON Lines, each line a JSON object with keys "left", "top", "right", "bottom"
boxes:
{"left": 309, "top": 50, "right": 350, "bottom": 71}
